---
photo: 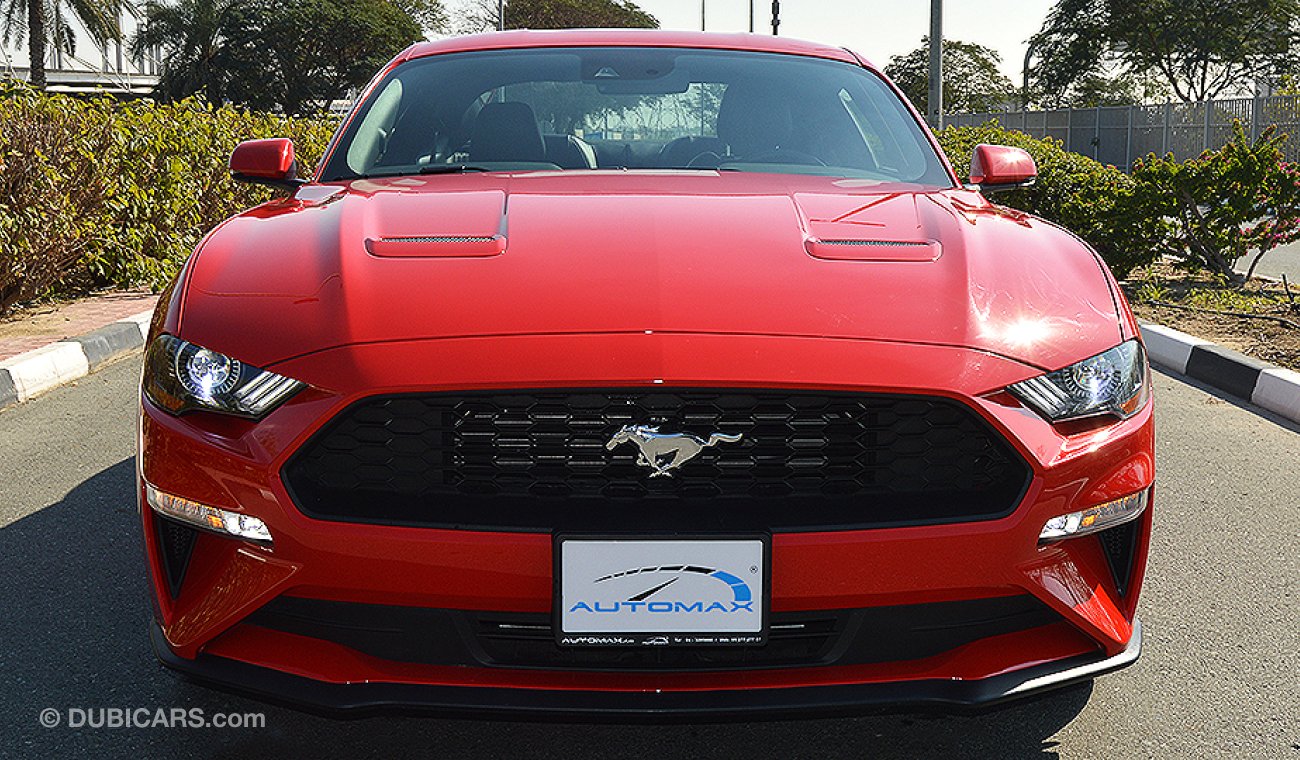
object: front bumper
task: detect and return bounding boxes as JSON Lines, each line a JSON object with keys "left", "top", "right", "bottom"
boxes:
{"left": 152, "top": 619, "right": 1141, "bottom": 719}
{"left": 140, "top": 333, "right": 1154, "bottom": 716}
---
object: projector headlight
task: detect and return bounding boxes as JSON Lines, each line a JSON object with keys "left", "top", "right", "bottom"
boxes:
{"left": 144, "top": 335, "right": 304, "bottom": 419}
{"left": 1009, "top": 340, "right": 1149, "bottom": 423}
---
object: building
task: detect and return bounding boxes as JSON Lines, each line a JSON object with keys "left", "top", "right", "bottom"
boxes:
{"left": 1, "top": 10, "right": 158, "bottom": 95}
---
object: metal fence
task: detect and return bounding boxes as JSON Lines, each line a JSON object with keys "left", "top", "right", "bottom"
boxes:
{"left": 945, "top": 95, "right": 1300, "bottom": 168}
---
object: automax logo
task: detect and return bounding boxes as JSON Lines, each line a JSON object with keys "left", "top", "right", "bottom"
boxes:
{"left": 568, "top": 565, "right": 755, "bottom": 615}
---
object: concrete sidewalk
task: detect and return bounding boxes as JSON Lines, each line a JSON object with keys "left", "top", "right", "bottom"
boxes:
{"left": 0, "top": 291, "right": 158, "bottom": 409}
{"left": 0, "top": 291, "right": 158, "bottom": 362}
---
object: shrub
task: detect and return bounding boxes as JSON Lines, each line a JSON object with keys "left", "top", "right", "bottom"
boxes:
{"left": 0, "top": 83, "right": 334, "bottom": 313}
{"left": 1130, "top": 123, "right": 1300, "bottom": 283}
{"left": 937, "top": 121, "right": 1160, "bottom": 279}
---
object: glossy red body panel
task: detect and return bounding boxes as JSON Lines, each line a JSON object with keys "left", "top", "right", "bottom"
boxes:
{"left": 970, "top": 144, "right": 1038, "bottom": 187}
{"left": 229, "top": 138, "right": 296, "bottom": 180}
{"left": 402, "top": 29, "right": 864, "bottom": 67}
{"left": 139, "top": 30, "right": 1152, "bottom": 705}
{"left": 179, "top": 174, "right": 1122, "bottom": 374}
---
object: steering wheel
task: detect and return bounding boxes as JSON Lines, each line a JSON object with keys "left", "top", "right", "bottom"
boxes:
{"left": 737, "top": 149, "right": 827, "bottom": 166}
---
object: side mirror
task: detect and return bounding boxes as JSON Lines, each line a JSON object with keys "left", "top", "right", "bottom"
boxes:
{"left": 968, "top": 144, "right": 1036, "bottom": 193}
{"left": 230, "top": 138, "right": 305, "bottom": 191}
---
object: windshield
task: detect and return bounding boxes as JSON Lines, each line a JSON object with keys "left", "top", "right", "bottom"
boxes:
{"left": 320, "top": 47, "right": 952, "bottom": 186}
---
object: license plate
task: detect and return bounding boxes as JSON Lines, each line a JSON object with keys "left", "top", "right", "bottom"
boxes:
{"left": 555, "top": 536, "right": 768, "bottom": 647}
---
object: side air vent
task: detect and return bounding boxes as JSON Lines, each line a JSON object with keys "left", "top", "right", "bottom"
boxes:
{"left": 154, "top": 514, "right": 198, "bottom": 598}
{"left": 1098, "top": 520, "right": 1141, "bottom": 597}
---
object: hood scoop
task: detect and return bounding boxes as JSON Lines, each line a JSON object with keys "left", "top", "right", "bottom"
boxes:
{"left": 364, "top": 189, "right": 507, "bottom": 258}
{"left": 795, "top": 192, "right": 941, "bottom": 262}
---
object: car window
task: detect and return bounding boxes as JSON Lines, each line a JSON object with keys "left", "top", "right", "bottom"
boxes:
{"left": 322, "top": 47, "right": 952, "bottom": 186}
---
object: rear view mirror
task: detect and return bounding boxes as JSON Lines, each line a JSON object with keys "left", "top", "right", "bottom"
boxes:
{"left": 595, "top": 70, "right": 691, "bottom": 95}
{"left": 230, "top": 138, "right": 305, "bottom": 191}
{"left": 968, "top": 144, "right": 1037, "bottom": 193}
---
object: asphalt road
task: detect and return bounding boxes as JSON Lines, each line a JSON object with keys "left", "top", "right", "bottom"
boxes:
{"left": 1238, "top": 238, "right": 1300, "bottom": 282}
{"left": 2, "top": 356, "right": 1297, "bottom": 759}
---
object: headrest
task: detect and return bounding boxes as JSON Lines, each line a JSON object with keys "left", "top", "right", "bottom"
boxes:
{"left": 716, "top": 82, "right": 793, "bottom": 157}
{"left": 470, "top": 102, "right": 546, "bottom": 163}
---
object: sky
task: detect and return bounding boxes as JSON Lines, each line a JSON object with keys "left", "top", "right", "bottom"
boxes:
{"left": 631, "top": 1, "right": 1055, "bottom": 81}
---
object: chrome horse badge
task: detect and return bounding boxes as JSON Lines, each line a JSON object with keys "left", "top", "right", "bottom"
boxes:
{"left": 606, "top": 425, "right": 743, "bottom": 477}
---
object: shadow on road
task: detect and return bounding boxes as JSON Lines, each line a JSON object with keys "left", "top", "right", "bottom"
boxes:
{"left": 3, "top": 459, "right": 1091, "bottom": 759}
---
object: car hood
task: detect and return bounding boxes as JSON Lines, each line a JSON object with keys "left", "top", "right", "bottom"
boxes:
{"left": 181, "top": 172, "right": 1122, "bottom": 373}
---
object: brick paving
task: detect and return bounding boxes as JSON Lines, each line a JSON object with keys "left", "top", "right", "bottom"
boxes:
{"left": 0, "top": 291, "right": 159, "bottom": 362}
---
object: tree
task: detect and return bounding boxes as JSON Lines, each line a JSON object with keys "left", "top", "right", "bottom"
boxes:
{"left": 1032, "top": 0, "right": 1300, "bottom": 104}
{"left": 462, "top": 0, "right": 656, "bottom": 32}
{"left": 455, "top": 0, "right": 658, "bottom": 134}
{"left": 134, "top": 0, "right": 434, "bottom": 114}
{"left": 0, "top": 0, "right": 134, "bottom": 89}
{"left": 1043, "top": 70, "right": 1171, "bottom": 108}
{"left": 1130, "top": 124, "right": 1300, "bottom": 283}
{"left": 130, "top": 0, "right": 236, "bottom": 104}
{"left": 885, "top": 37, "right": 1017, "bottom": 115}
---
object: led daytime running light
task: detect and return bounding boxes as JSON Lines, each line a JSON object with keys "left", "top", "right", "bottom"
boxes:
{"left": 1039, "top": 490, "right": 1149, "bottom": 543}
{"left": 146, "top": 484, "right": 273, "bottom": 545}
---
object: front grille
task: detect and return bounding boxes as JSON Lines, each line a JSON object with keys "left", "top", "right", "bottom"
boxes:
{"left": 245, "top": 594, "right": 1061, "bottom": 672}
{"left": 282, "top": 390, "right": 1031, "bottom": 532}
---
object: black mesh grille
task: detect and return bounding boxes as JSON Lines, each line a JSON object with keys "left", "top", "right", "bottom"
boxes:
{"left": 1098, "top": 520, "right": 1141, "bottom": 597}
{"left": 282, "top": 390, "right": 1031, "bottom": 532}
{"left": 154, "top": 515, "right": 197, "bottom": 598}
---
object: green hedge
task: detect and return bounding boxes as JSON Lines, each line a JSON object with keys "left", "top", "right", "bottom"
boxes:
{"left": 0, "top": 83, "right": 335, "bottom": 312}
{"left": 936, "top": 122, "right": 1160, "bottom": 278}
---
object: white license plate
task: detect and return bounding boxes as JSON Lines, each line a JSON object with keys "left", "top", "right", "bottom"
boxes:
{"left": 556, "top": 537, "right": 768, "bottom": 647}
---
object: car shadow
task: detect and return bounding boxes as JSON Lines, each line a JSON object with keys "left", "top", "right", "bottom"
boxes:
{"left": 3, "top": 458, "right": 1090, "bottom": 759}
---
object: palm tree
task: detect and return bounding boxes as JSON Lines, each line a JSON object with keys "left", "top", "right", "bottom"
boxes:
{"left": 130, "top": 0, "right": 234, "bottom": 103}
{"left": 1, "top": 0, "right": 135, "bottom": 89}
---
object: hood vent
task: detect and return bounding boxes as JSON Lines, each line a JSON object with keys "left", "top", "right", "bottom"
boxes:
{"left": 365, "top": 234, "right": 506, "bottom": 258}
{"left": 805, "top": 237, "right": 941, "bottom": 262}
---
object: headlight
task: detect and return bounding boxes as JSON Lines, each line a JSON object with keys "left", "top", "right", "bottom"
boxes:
{"left": 144, "top": 335, "right": 304, "bottom": 418}
{"left": 1009, "top": 340, "right": 1148, "bottom": 422}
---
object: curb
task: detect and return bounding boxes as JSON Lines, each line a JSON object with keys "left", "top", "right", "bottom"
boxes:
{"left": 0, "top": 310, "right": 152, "bottom": 410}
{"left": 1141, "top": 322, "right": 1300, "bottom": 424}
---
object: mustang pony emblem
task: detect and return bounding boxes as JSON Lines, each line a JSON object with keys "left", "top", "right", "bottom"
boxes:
{"left": 606, "top": 425, "right": 743, "bottom": 477}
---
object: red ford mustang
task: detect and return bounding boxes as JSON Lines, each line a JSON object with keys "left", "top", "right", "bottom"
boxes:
{"left": 139, "top": 30, "right": 1153, "bottom": 717}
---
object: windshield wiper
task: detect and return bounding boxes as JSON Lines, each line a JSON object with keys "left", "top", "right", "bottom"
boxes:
{"left": 329, "top": 164, "right": 494, "bottom": 182}
{"left": 418, "top": 164, "right": 493, "bottom": 175}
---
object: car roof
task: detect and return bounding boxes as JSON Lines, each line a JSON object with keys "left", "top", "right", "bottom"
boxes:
{"left": 402, "top": 29, "right": 871, "bottom": 68}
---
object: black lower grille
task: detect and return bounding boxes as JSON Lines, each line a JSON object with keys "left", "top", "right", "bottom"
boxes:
{"left": 283, "top": 390, "right": 1031, "bottom": 532}
{"left": 1098, "top": 520, "right": 1141, "bottom": 597}
{"left": 245, "top": 595, "right": 1061, "bottom": 672}
{"left": 154, "top": 514, "right": 197, "bottom": 598}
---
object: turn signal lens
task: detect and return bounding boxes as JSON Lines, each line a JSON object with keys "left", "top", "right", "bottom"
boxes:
{"left": 1039, "top": 490, "right": 1148, "bottom": 543}
{"left": 146, "top": 484, "right": 273, "bottom": 546}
